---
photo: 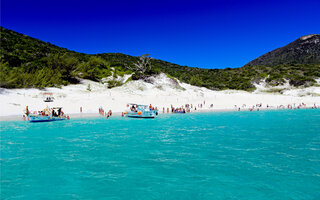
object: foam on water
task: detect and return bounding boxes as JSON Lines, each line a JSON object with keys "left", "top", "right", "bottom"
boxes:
{"left": 1, "top": 110, "right": 320, "bottom": 199}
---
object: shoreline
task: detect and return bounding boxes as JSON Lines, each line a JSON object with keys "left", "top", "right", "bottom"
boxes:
{"left": 1, "top": 74, "right": 319, "bottom": 122}
{"left": 1, "top": 107, "right": 318, "bottom": 122}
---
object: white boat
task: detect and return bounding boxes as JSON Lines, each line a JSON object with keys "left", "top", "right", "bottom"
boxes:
{"left": 124, "top": 103, "right": 157, "bottom": 118}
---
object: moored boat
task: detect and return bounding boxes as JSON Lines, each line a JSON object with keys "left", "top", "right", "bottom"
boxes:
{"left": 29, "top": 115, "right": 67, "bottom": 122}
{"left": 124, "top": 103, "right": 157, "bottom": 118}
{"left": 26, "top": 106, "right": 69, "bottom": 123}
{"left": 173, "top": 110, "right": 186, "bottom": 113}
{"left": 173, "top": 108, "right": 186, "bottom": 113}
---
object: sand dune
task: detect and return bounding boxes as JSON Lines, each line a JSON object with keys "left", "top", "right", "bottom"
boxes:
{"left": 1, "top": 74, "right": 320, "bottom": 118}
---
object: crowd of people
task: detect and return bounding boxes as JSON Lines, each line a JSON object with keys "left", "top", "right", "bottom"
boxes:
{"left": 160, "top": 101, "right": 211, "bottom": 114}
{"left": 233, "top": 102, "right": 319, "bottom": 111}
{"left": 92, "top": 101, "right": 320, "bottom": 120}
{"left": 99, "top": 107, "right": 112, "bottom": 119}
{"left": 160, "top": 100, "right": 319, "bottom": 114}
{"left": 23, "top": 106, "right": 67, "bottom": 121}
{"left": 24, "top": 101, "right": 319, "bottom": 121}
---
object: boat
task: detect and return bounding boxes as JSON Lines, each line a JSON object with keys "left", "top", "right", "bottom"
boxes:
{"left": 173, "top": 110, "right": 186, "bottom": 113}
{"left": 26, "top": 106, "right": 69, "bottom": 123}
{"left": 124, "top": 103, "right": 157, "bottom": 118}
{"left": 29, "top": 115, "right": 67, "bottom": 122}
{"left": 173, "top": 108, "right": 186, "bottom": 113}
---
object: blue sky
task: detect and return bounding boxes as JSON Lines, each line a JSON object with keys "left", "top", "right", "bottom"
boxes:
{"left": 1, "top": 0, "right": 320, "bottom": 68}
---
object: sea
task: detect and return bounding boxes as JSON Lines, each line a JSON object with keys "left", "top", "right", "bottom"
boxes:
{"left": 1, "top": 110, "right": 320, "bottom": 200}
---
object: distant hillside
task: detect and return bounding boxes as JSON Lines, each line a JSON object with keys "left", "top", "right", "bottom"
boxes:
{"left": 1, "top": 26, "right": 320, "bottom": 90}
{"left": 246, "top": 34, "right": 320, "bottom": 66}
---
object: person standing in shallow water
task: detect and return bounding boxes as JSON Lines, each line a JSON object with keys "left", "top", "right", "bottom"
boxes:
{"left": 25, "top": 106, "right": 30, "bottom": 120}
{"left": 106, "top": 110, "right": 112, "bottom": 119}
{"left": 25, "top": 106, "right": 30, "bottom": 116}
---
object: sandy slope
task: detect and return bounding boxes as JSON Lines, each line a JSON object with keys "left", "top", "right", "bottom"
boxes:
{"left": 1, "top": 74, "right": 320, "bottom": 117}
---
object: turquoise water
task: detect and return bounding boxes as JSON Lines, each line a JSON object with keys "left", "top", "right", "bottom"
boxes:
{"left": 1, "top": 110, "right": 320, "bottom": 199}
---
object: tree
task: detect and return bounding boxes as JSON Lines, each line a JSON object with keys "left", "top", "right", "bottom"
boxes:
{"left": 132, "top": 54, "right": 152, "bottom": 74}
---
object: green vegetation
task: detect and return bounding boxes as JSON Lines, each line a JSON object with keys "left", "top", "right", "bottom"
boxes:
{"left": 155, "top": 63, "right": 320, "bottom": 91}
{"left": 86, "top": 84, "right": 91, "bottom": 91}
{"left": 1, "top": 26, "right": 320, "bottom": 91}
{"left": 0, "top": 27, "right": 131, "bottom": 88}
{"left": 106, "top": 79, "right": 123, "bottom": 89}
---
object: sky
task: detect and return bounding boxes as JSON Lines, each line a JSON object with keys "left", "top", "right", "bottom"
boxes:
{"left": 1, "top": 0, "right": 320, "bottom": 69}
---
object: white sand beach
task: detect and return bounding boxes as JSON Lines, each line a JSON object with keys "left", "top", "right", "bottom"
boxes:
{"left": 1, "top": 73, "right": 320, "bottom": 120}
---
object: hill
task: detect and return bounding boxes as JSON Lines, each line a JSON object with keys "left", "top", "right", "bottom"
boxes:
{"left": 1, "top": 26, "right": 320, "bottom": 90}
{"left": 246, "top": 34, "right": 320, "bottom": 66}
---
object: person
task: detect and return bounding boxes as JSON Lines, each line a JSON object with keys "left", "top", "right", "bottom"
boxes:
{"left": 52, "top": 110, "right": 57, "bottom": 117}
{"left": 80, "top": 107, "right": 82, "bottom": 113}
{"left": 122, "top": 112, "right": 124, "bottom": 117}
{"left": 131, "top": 105, "right": 137, "bottom": 112}
{"left": 106, "top": 110, "right": 112, "bottom": 119}
{"left": 22, "top": 115, "right": 26, "bottom": 121}
{"left": 25, "top": 106, "right": 30, "bottom": 116}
